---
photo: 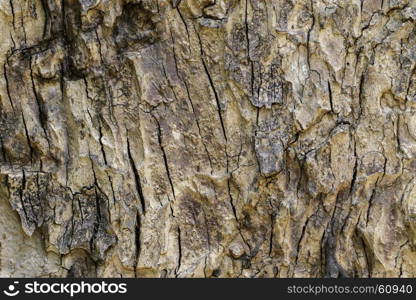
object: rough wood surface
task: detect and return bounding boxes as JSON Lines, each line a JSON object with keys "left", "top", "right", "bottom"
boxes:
{"left": 0, "top": 0, "right": 416, "bottom": 278}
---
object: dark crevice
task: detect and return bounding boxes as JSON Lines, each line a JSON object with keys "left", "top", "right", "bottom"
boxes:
{"left": 9, "top": 0, "right": 15, "bottom": 29}
{"left": 200, "top": 56, "right": 227, "bottom": 141}
{"left": 21, "top": 111, "right": 34, "bottom": 163}
{"left": 40, "top": 0, "right": 49, "bottom": 39}
{"left": 154, "top": 117, "right": 176, "bottom": 200}
{"left": 269, "top": 212, "right": 275, "bottom": 257}
{"left": 134, "top": 211, "right": 141, "bottom": 277}
{"left": 176, "top": 7, "right": 190, "bottom": 42}
{"left": 3, "top": 61, "right": 15, "bottom": 112}
{"left": 227, "top": 178, "right": 238, "bottom": 221}
{"left": 83, "top": 76, "right": 92, "bottom": 101}
{"left": 327, "top": 80, "right": 334, "bottom": 113}
{"left": 295, "top": 215, "right": 311, "bottom": 267}
{"left": 0, "top": 136, "right": 7, "bottom": 162}
{"left": 175, "top": 226, "right": 182, "bottom": 277}
{"left": 94, "top": 29, "right": 105, "bottom": 65}
{"left": 357, "top": 73, "right": 365, "bottom": 119}
{"left": 19, "top": 169, "right": 29, "bottom": 223}
{"left": 366, "top": 177, "right": 380, "bottom": 225}
{"left": 244, "top": 0, "right": 250, "bottom": 60}
{"left": 349, "top": 137, "right": 358, "bottom": 197}
{"left": 127, "top": 136, "right": 146, "bottom": 214}
{"left": 195, "top": 30, "right": 227, "bottom": 142}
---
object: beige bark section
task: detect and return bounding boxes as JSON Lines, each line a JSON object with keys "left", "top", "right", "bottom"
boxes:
{"left": 0, "top": 0, "right": 415, "bottom": 278}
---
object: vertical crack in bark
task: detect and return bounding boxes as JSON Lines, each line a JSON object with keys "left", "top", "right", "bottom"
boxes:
{"left": 94, "top": 29, "right": 105, "bottom": 65}
{"left": 244, "top": 0, "right": 256, "bottom": 101}
{"left": 195, "top": 31, "right": 227, "bottom": 142}
{"left": 134, "top": 210, "right": 141, "bottom": 278}
{"left": 227, "top": 178, "right": 238, "bottom": 221}
{"left": 3, "top": 61, "right": 15, "bottom": 112}
{"left": 327, "top": 80, "right": 334, "bottom": 113}
{"left": 175, "top": 225, "right": 182, "bottom": 277}
{"left": 126, "top": 135, "right": 146, "bottom": 214}
{"left": 19, "top": 169, "right": 29, "bottom": 223}
{"left": 107, "top": 174, "right": 116, "bottom": 206}
{"left": 349, "top": 135, "right": 358, "bottom": 197}
{"left": 358, "top": 230, "right": 372, "bottom": 278}
{"left": 29, "top": 57, "right": 50, "bottom": 150}
{"left": 269, "top": 212, "right": 275, "bottom": 257}
{"left": 39, "top": 0, "right": 49, "bottom": 39}
{"left": 175, "top": 6, "right": 190, "bottom": 42}
{"left": 98, "top": 123, "right": 108, "bottom": 165}
{"left": 244, "top": 0, "right": 250, "bottom": 61}
{"left": 0, "top": 136, "right": 7, "bottom": 162}
{"left": 21, "top": 111, "right": 34, "bottom": 163}
{"left": 8, "top": 0, "right": 15, "bottom": 29}
{"left": 295, "top": 214, "right": 311, "bottom": 268}
{"left": 154, "top": 116, "right": 176, "bottom": 200}
{"left": 201, "top": 57, "right": 228, "bottom": 142}
{"left": 357, "top": 73, "right": 365, "bottom": 120}
{"left": 366, "top": 176, "right": 380, "bottom": 226}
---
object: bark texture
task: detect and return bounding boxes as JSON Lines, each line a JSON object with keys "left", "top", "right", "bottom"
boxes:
{"left": 0, "top": 0, "right": 416, "bottom": 278}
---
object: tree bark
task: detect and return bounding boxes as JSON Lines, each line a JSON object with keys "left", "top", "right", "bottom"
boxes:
{"left": 0, "top": 0, "right": 415, "bottom": 278}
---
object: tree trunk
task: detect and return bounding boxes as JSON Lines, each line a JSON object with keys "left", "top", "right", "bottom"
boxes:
{"left": 0, "top": 0, "right": 415, "bottom": 278}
